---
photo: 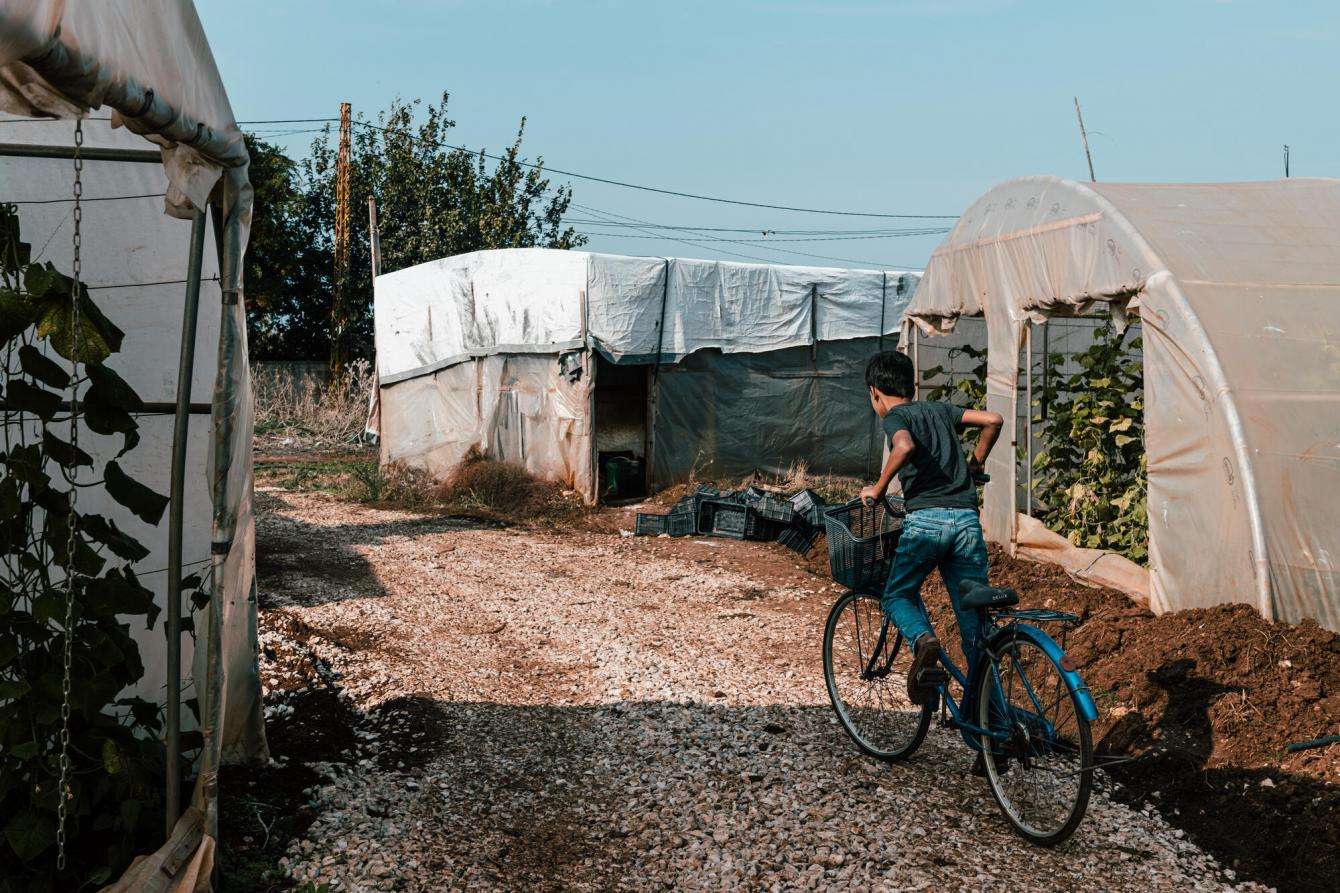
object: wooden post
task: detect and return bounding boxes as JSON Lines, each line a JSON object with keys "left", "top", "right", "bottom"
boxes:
{"left": 331, "top": 101, "right": 352, "bottom": 371}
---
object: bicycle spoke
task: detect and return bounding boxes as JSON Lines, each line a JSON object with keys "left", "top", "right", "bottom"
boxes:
{"left": 980, "top": 633, "right": 1093, "bottom": 845}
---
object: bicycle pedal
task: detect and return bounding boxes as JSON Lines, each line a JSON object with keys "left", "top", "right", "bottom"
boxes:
{"left": 914, "top": 667, "right": 949, "bottom": 686}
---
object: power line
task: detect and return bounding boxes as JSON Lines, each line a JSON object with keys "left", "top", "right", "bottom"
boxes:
{"left": 564, "top": 218, "right": 950, "bottom": 236}
{"left": 244, "top": 116, "right": 954, "bottom": 220}
{"left": 574, "top": 203, "right": 924, "bottom": 269}
{"left": 8, "top": 192, "right": 165, "bottom": 205}
{"left": 574, "top": 229, "right": 947, "bottom": 244}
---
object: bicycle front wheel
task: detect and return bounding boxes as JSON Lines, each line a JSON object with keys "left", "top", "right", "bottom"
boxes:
{"left": 977, "top": 629, "right": 1093, "bottom": 846}
{"left": 823, "top": 590, "right": 930, "bottom": 761}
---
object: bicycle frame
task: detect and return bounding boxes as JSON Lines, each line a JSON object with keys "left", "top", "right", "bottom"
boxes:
{"left": 857, "top": 608, "right": 1097, "bottom": 750}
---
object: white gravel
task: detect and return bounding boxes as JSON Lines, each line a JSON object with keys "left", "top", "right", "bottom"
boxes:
{"left": 256, "top": 489, "right": 1268, "bottom": 892}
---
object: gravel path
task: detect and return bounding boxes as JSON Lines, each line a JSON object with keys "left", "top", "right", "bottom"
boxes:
{"left": 256, "top": 489, "right": 1266, "bottom": 892}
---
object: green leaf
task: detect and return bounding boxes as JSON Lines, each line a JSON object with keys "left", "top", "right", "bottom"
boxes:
{"left": 8, "top": 741, "right": 39, "bottom": 760}
{"left": 41, "top": 429, "right": 92, "bottom": 468}
{"left": 0, "top": 679, "right": 31, "bottom": 700}
{"left": 102, "top": 738, "right": 124, "bottom": 775}
{"left": 103, "top": 461, "right": 169, "bottom": 526}
{"left": 22, "top": 262, "right": 64, "bottom": 298}
{"left": 35, "top": 298, "right": 115, "bottom": 365}
{"left": 0, "top": 476, "right": 20, "bottom": 520}
{"left": 4, "top": 379, "right": 62, "bottom": 420}
{"left": 81, "top": 514, "right": 151, "bottom": 562}
{"left": 118, "top": 799, "right": 142, "bottom": 830}
{"left": 0, "top": 286, "right": 39, "bottom": 343}
{"left": 5, "top": 810, "right": 54, "bottom": 862}
{"left": 85, "top": 364, "right": 144, "bottom": 412}
{"left": 17, "top": 343, "right": 70, "bottom": 389}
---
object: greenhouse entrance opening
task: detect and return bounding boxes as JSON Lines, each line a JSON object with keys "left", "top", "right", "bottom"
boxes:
{"left": 594, "top": 354, "right": 650, "bottom": 502}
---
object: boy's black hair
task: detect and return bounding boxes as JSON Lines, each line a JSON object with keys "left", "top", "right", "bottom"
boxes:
{"left": 865, "top": 350, "right": 915, "bottom": 399}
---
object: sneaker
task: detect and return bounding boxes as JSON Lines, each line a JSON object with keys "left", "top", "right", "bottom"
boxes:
{"left": 906, "top": 634, "right": 942, "bottom": 706}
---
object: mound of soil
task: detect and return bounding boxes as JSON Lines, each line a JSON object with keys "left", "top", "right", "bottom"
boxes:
{"left": 918, "top": 543, "right": 1339, "bottom": 892}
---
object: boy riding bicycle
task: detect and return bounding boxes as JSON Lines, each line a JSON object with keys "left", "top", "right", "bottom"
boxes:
{"left": 859, "top": 351, "right": 1004, "bottom": 717}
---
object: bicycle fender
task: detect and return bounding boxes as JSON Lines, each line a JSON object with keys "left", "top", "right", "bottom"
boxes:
{"left": 988, "top": 625, "right": 1099, "bottom": 724}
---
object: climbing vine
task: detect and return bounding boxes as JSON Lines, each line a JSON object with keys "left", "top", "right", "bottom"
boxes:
{"left": 1033, "top": 322, "right": 1147, "bottom": 562}
{"left": 924, "top": 325, "right": 1148, "bottom": 562}
{"left": 0, "top": 204, "right": 181, "bottom": 890}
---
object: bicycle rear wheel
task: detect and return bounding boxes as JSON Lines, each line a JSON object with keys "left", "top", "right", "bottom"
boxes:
{"left": 977, "top": 629, "right": 1093, "bottom": 846}
{"left": 823, "top": 591, "right": 930, "bottom": 761}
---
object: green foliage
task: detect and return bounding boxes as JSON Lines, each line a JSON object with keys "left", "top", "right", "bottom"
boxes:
{"left": 245, "top": 92, "right": 585, "bottom": 362}
{"left": 923, "top": 325, "right": 1149, "bottom": 562}
{"left": 924, "top": 342, "right": 987, "bottom": 451}
{"left": 0, "top": 204, "right": 177, "bottom": 889}
{"left": 1032, "top": 323, "right": 1148, "bottom": 562}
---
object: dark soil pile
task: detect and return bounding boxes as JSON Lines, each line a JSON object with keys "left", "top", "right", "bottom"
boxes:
{"left": 859, "top": 539, "right": 1340, "bottom": 893}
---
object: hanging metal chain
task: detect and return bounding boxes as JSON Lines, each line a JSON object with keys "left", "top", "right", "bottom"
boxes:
{"left": 55, "top": 116, "right": 84, "bottom": 874}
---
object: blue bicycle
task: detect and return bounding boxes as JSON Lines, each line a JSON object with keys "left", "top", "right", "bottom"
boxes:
{"left": 820, "top": 497, "right": 1098, "bottom": 846}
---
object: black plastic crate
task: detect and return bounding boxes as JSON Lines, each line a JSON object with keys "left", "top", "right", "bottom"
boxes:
{"left": 635, "top": 508, "right": 696, "bottom": 537}
{"left": 822, "top": 498, "right": 905, "bottom": 591}
{"left": 752, "top": 494, "right": 796, "bottom": 525}
{"left": 708, "top": 501, "right": 779, "bottom": 541}
{"left": 695, "top": 491, "right": 742, "bottom": 533}
{"left": 788, "top": 489, "right": 828, "bottom": 526}
{"left": 777, "top": 521, "right": 821, "bottom": 555}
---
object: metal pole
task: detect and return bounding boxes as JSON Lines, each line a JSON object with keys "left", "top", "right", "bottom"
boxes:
{"left": 165, "top": 208, "right": 207, "bottom": 838}
{"left": 1024, "top": 323, "right": 1033, "bottom": 516}
{"left": 367, "top": 196, "right": 382, "bottom": 278}
{"left": 1074, "top": 96, "right": 1096, "bottom": 181}
{"left": 1040, "top": 319, "right": 1050, "bottom": 421}
{"left": 911, "top": 326, "right": 920, "bottom": 400}
{"left": 647, "top": 259, "right": 671, "bottom": 492}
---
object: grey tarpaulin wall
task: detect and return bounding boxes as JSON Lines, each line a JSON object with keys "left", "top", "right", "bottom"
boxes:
{"left": 903, "top": 175, "right": 1340, "bottom": 631}
{"left": 651, "top": 337, "right": 887, "bottom": 484}
{"left": 1, "top": 3, "right": 264, "bottom": 888}
{"left": 374, "top": 248, "right": 920, "bottom": 498}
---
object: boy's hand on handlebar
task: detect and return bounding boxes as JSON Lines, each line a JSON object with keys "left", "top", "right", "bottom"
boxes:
{"left": 967, "top": 456, "right": 985, "bottom": 476}
{"left": 859, "top": 484, "right": 884, "bottom": 507}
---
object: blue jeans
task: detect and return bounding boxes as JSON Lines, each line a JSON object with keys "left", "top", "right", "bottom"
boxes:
{"left": 881, "top": 507, "right": 991, "bottom": 678}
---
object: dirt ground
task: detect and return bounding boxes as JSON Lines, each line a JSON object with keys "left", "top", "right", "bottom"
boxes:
{"left": 217, "top": 475, "right": 1338, "bottom": 892}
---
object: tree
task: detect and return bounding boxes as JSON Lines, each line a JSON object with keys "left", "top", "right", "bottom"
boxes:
{"left": 242, "top": 135, "right": 331, "bottom": 360}
{"left": 244, "top": 92, "right": 585, "bottom": 363}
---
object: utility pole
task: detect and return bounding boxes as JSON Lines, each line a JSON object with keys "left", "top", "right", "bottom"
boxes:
{"left": 1284, "top": 144, "right": 1290, "bottom": 178}
{"left": 332, "top": 101, "right": 352, "bottom": 372}
{"left": 1074, "top": 96, "right": 1096, "bottom": 181}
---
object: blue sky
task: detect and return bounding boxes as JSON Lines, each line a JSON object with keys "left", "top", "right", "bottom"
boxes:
{"left": 199, "top": 0, "right": 1340, "bottom": 270}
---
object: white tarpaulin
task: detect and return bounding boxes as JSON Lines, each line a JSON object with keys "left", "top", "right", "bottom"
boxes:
{"left": 0, "top": 0, "right": 246, "bottom": 216}
{"left": 375, "top": 248, "right": 919, "bottom": 382}
{"left": 1, "top": 3, "right": 259, "bottom": 886}
{"left": 903, "top": 176, "right": 1340, "bottom": 631}
{"left": 375, "top": 249, "right": 919, "bottom": 498}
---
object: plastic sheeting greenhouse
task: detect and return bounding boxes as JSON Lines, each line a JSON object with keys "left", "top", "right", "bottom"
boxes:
{"left": 374, "top": 249, "right": 920, "bottom": 500}
{"left": 902, "top": 176, "right": 1340, "bottom": 631}
{"left": 1, "top": 1, "right": 261, "bottom": 888}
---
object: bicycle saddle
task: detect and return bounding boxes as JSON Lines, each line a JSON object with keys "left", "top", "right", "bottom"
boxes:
{"left": 959, "top": 579, "right": 1020, "bottom": 610}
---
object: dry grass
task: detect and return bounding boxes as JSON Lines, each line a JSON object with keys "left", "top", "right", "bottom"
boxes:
{"left": 665, "top": 459, "right": 862, "bottom": 508}
{"left": 435, "top": 447, "right": 587, "bottom": 525}
{"left": 253, "top": 359, "right": 376, "bottom": 450}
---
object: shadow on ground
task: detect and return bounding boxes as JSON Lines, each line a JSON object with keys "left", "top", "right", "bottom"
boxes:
{"left": 1099, "top": 658, "right": 1340, "bottom": 893}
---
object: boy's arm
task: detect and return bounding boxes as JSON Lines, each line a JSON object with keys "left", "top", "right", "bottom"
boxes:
{"left": 860, "top": 429, "right": 915, "bottom": 504}
{"left": 960, "top": 408, "right": 1005, "bottom": 473}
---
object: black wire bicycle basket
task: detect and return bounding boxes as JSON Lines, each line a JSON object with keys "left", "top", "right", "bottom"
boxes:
{"left": 822, "top": 497, "right": 905, "bottom": 592}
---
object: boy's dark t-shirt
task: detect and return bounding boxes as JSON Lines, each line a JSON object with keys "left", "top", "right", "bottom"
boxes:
{"left": 881, "top": 401, "right": 977, "bottom": 512}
